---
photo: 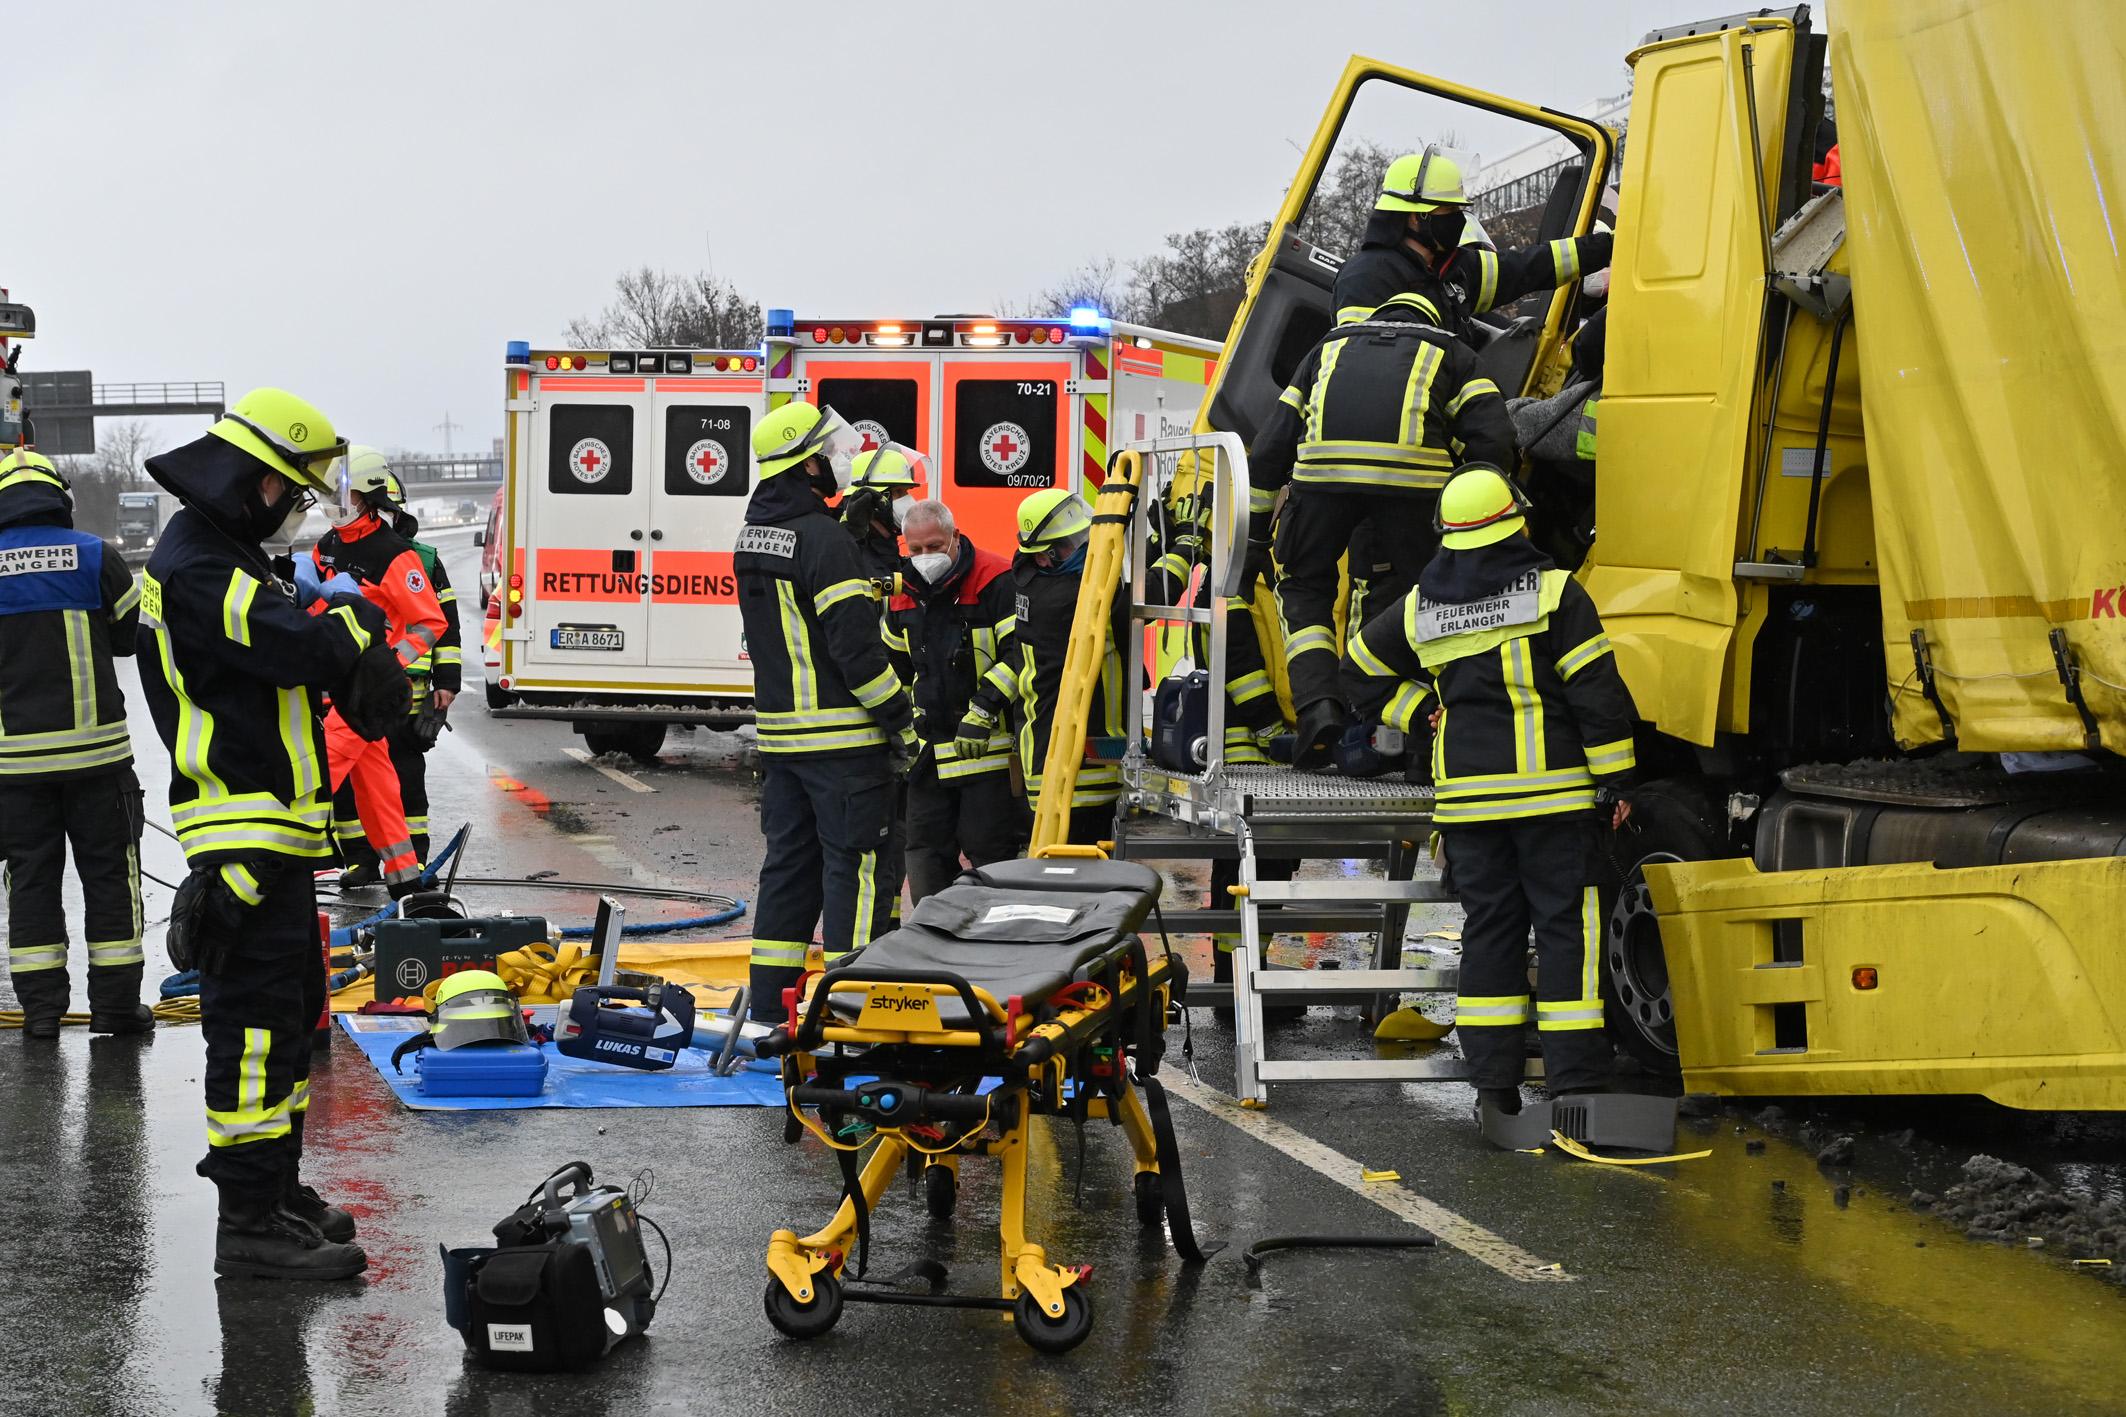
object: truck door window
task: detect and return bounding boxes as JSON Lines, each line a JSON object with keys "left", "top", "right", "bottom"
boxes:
{"left": 547, "top": 404, "right": 634, "bottom": 497}
{"left": 952, "top": 379, "right": 1058, "bottom": 490}
{"left": 662, "top": 404, "right": 751, "bottom": 498}
{"left": 816, "top": 378, "right": 921, "bottom": 454}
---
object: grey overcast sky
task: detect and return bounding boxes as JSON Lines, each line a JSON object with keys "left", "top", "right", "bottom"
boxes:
{"left": 12, "top": 0, "right": 1740, "bottom": 453}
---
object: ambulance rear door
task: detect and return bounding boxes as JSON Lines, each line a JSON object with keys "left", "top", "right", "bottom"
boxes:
{"left": 940, "top": 343, "right": 1074, "bottom": 552}
{"left": 645, "top": 369, "right": 763, "bottom": 676}
{"left": 523, "top": 369, "right": 652, "bottom": 672}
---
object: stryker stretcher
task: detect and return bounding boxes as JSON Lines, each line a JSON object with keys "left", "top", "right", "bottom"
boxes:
{"left": 758, "top": 854, "right": 1208, "bottom": 1353}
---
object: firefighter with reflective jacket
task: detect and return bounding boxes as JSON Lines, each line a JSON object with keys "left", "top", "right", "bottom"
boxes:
{"left": 139, "top": 388, "right": 410, "bottom": 1279}
{"left": 887, "top": 494, "right": 1026, "bottom": 899}
{"left": 1348, "top": 465, "right": 1636, "bottom": 1115}
{"left": 0, "top": 449, "right": 149, "bottom": 1038}
{"left": 1334, "top": 146, "right": 1614, "bottom": 334}
{"left": 1249, "top": 291, "right": 1518, "bottom": 766}
{"left": 323, "top": 451, "right": 460, "bottom": 880}
{"left": 957, "top": 489, "right": 1127, "bottom": 847}
{"left": 839, "top": 443, "right": 922, "bottom": 583}
{"left": 307, "top": 450, "right": 447, "bottom": 896}
{"left": 737, "top": 404, "right": 917, "bottom": 1022}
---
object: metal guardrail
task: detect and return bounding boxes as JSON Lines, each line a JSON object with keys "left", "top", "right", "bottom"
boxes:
{"left": 91, "top": 381, "right": 226, "bottom": 406}
{"left": 396, "top": 454, "right": 502, "bottom": 484}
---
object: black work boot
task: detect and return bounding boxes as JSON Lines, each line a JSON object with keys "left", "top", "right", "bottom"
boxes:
{"left": 14, "top": 970, "right": 72, "bottom": 1040}
{"left": 1292, "top": 699, "right": 1347, "bottom": 770}
{"left": 88, "top": 965, "right": 155, "bottom": 1035}
{"left": 216, "top": 1196, "right": 367, "bottom": 1281}
{"left": 336, "top": 862, "right": 381, "bottom": 891}
{"left": 1477, "top": 1087, "right": 1524, "bottom": 1117}
{"left": 285, "top": 1181, "right": 358, "bottom": 1244}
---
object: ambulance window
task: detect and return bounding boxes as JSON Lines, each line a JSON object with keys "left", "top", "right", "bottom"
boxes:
{"left": 816, "top": 378, "right": 921, "bottom": 453}
{"left": 953, "top": 379, "right": 1057, "bottom": 490}
{"left": 663, "top": 404, "right": 751, "bottom": 497}
{"left": 547, "top": 404, "right": 634, "bottom": 496}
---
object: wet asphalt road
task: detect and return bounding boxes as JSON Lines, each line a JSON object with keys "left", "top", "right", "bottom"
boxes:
{"left": 3, "top": 528, "right": 2124, "bottom": 1416}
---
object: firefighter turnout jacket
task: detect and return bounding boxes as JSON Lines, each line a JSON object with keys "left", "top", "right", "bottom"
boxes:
{"left": 139, "top": 438, "right": 390, "bottom": 871}
{"left": 1334, "top": 210, "right": 1614, "bottom": 331}
{"left": 735, "top": 470, "right": 914, "bottom": 758}
{"left": 887, "top": 537, "right": 1016, "bottom": 778}
{"left": 1249, "top": 309, "right": 1516, "bottom": 505}
{"left": 968, "top": 559, "right": 1127, "bottom": 810}
{"left": 311, "top": 512, "right": 447, "bottom": 673}
{"left": 1350, "top": 537, "right": 1636, "bottom": 825}
{"left": 0, "top": 469, "right": 139, "bottom": 780}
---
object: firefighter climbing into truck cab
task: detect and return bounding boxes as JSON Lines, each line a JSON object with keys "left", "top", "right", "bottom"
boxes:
{"left": 138, "top": 387, "right": 409, "bottom": 1279}
{"left": 840, "top": 442, "right": 924, "bottom": 584}
{"left": 307, "top": 448, "right": 447, "bottom": 896}
{"left": 956, "top": 488, "right": 1126, "bottom": 848}
{"left": 0, "top": 448, "right": 150, "bottom": 1039}
{"left": 1248, "top": 291, "right": 1518, "bottom": 767}
{"left": 1334, "top": 146, "right": 1614, "bottom": 335}
{"left": 327, "top": 450, "right": 461, "bottom": 879}
{"left": 1348, "top": 464, "right": 1637, "bottom": 1116}
{"left": 737, "top": 403, "right": 918, "bottom": 1022}
{"left": 890, "top": 496, "right": 1027, "bottom": 899}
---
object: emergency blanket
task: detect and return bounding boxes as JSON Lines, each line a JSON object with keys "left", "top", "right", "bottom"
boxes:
{"left": 335, "top": 1014, "right": 783, "bottom": 1110}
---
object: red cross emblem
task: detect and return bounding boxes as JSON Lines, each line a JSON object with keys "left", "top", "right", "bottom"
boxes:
{"left": 979, "top": 420, "right": 1032, "bottom": 478}
{"left": 684, "top": 438, "right": 729, "bottom": 487}
{"left": 568, "top": 436, "right": 614, "bottom": 484}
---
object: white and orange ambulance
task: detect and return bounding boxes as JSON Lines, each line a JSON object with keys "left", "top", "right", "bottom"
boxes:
{"left": 484, "top": 311, "right": 1218, "bottom": 760}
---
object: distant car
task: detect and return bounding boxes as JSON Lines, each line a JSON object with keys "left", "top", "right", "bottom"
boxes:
{"left": 476, "top": 484, "right": 504, "bottom": 608}
{"left": 456, "top": 499, "right": 479, "bottom": 522}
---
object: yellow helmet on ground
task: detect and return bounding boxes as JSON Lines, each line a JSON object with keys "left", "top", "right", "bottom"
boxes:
{"left": 1377, "top": 147, "right": 1470, "bottom": 214}
{"left": 1435, "top": 464, "right": 1530, "bottom": 549}
{"left": 431, "top": 969, "right": 530, "bottom": 1050}
{"left": 753, "top": 402, "right": 862, "bottom": 485}
{"left": 848, "top": 444, "right": 927, "bottom": 491}
{"left": 208, "top": 388, "right": 348, "bottom": 494}
{"left": 0, "top": 447, "right": 68, "bottom": 497}
{"left": 1017, "top": 487, "right": 1092, "bottom": 553}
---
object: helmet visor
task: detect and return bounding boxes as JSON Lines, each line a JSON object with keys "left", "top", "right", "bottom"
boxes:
{"left": 434, "top": 987, "right": 530, "bottom": 1049}
{"left": 223, "top": 411, "right": 351, "bottom": 495}
{"left": 815, "top": 408, "right": 864, "bottom": 493}
{"left": 1383, "top": 144, "right": 1481, "bottom": 212}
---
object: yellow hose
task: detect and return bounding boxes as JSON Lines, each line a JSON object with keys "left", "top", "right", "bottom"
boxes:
{"left": 0, "top": 999, "right": 203, "bottom": 1029}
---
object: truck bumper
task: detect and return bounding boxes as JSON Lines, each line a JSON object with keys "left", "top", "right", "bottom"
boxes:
{"left": 1647, "top": 855, "right": 2126, "bottom": 1110}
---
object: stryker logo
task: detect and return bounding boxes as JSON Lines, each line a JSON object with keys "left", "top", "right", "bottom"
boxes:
{"left": 594, "top": 1038, "right": 642, "bottom": 1055}
{"left": 486, "top": 1323, "right": 534, "bottom": 1352}
{"left": 870, "top": 995, "right": 930, "bottom": 1013}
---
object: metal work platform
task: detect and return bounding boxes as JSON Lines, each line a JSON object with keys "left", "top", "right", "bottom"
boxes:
{"left": 1106, "top": 434, "right": 1473, "bottom": 1103}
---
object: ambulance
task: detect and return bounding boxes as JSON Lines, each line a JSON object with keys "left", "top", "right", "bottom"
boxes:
{"left": 484, "top": 310, "right": 1220, "bottom": 760}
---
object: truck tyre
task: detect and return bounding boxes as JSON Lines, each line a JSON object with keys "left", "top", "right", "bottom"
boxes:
{"left": 582, "top": 722, "right": 666, "bottom": 765}
{"left": 483, "top": 679, "right": 516, "bottom": 712}
{"left": 1596, "top": 781, "right": 1728, "bottom": 1078}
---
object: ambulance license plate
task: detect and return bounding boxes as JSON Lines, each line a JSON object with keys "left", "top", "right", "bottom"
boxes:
{"left": 551, "top": 625, "right": 624, "bottom": 651}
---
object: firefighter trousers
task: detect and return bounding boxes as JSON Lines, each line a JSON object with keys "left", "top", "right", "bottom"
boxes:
{"left": 197, "top": 860, "right": 326, "bottom": 1205}
{"left": 323, "top": 709, "right": 421, "bottom": 889}
{"left": 1275, "top": 489, "right": 1439, "bottom": 712}
{"left": 1442, "top": 814, "right": 1612, "bottom": 1092}
{"left": 903, "top": 761, "right": 1027, "bottom": 903}
{"left": 333, "top": 711, "right": 430, "bottom": 870}
{"left": 0, "top": 765, "right": 145, "bottom": 1019}
{"left": 748, "top": 752, "right": 900, "bottom": 1021}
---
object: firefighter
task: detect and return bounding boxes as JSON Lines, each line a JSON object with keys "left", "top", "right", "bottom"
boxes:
{"left": 139, "top": 388, "right": 409, "bottom": 1278}
{"left": 1249, "top": 293, "right": 1518, "bottom": 766}
{"left": 737, "top": 403, "right": 918, "bottom": 1022}
{"left": 839, "top": 442, "right": 922, "bottom": 583}
{"left": 1347, "top": 464, "right": 1637, "bottom": 1114}
{"left": 308, "top": 450, "right": 447, "bottom": 896}
{"left": 890, "top": 497, "right": 1026, "bottom": 899}
{"left": 0, "top": 449, "right": 149, "bottom": 1037}
{"left": 1333, "top": 146, "right": 1613, "bottom": 334}
{"left": 326, "top": 452, "right": 460, "bottom": 878}
{"left": 957, "top": 489, "right": 1126, "bottom": 848}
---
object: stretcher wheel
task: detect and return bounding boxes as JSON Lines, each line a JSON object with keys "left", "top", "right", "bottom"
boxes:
{"left": 924, "top": 1164, "right": 957, "bottom": 1219}
{"left": 1132, "top": 1171, "right": 1164, "bottom": 1227}
{"left": 763, "top": 1272, "right": 843, "bottom": 1340}
{"left": 1013, "top": 1285, "right": 1094, "bottom": 1355}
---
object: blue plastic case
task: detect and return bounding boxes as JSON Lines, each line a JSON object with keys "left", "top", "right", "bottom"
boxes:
{"left": 415, "top": 1043, "right": 550, "bottom": 1097}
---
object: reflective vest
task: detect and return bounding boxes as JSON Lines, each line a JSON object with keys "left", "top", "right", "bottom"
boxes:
{"left": 0, "top": 523, "right": 137, "bottom": 779}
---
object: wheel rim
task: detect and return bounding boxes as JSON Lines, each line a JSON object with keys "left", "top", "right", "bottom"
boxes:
{"left": 1606, "top": 852, "right": 1681, "bottom": 1060}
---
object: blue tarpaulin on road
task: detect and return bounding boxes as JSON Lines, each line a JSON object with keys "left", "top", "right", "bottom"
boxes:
{"left": 335, "top": 1014, "right": 784, "bottom": 1111}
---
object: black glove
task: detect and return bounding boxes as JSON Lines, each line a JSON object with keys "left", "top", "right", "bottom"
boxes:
{"left": 1243, "top": 538, "right": 1276, "bottom": 595}
{"left": 167, "top": 859, "right": 281, "bottom": 975}
{"left": 336, "top": 643, "right": 412, "bottom": 741}
{"left": 889, "top": 725, "right": 923, "bottom": 779}
{"left": 840, "top": 488, "right": 884, "bottom": 533}
{"left": 408, "top": 693, "right": 451, "bottom": 751}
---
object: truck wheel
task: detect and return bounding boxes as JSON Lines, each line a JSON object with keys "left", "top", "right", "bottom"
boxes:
{"left": 582, "top": 722, "right": 666, "bottom": 764}
{"left": 1597, "top": 784, "right": 1727, "bottom": 1078}
{"left": 483, "top": 679, "right": 516, "bottom": 712}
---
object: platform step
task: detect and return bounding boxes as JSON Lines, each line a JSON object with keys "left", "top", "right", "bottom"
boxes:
{"left": 1245, "top": 879, "right": 1449, "bottom": 905}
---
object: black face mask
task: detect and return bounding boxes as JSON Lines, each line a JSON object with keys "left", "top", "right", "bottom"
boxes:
{"left": 244, "top": 478, "right": 303, "bottom": 544}
{"left": 806, "top": 457, "right": 840, "bottom": 503}
{"left": 1422, "top": 208, "right": 1466, "bottom": 254}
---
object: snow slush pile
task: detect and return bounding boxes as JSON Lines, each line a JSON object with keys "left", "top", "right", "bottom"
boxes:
{"left": 1917, "top": 1154, "right": 2126, "bottom": 1274}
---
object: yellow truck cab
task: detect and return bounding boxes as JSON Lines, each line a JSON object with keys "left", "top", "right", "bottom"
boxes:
{"left": 1196, "top": 1, "right": 2126, "bottom": 1109}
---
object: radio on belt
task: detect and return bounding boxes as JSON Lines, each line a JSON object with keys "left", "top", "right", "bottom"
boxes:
{"left": 555, "top": 981, "right": 697, "bottom": 1071}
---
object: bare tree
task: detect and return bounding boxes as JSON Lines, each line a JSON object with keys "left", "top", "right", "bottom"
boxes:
{"left": 55, "top": 419, "right": 160, "bottom": 536}
{"left": 568, "top": 266, "right": 764, "bottom": 349}
{"left": 1003, "top": 256, "right": 1147, "bottom": 323}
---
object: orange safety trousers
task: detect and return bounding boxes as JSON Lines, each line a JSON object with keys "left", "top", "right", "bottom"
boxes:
{"left": 323, "top": 709, "right": 422, "bottom": 888}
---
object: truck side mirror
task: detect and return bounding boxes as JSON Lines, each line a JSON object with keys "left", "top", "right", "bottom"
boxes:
{"left": 473, "top": 529, "right": 487, "bottom": 547}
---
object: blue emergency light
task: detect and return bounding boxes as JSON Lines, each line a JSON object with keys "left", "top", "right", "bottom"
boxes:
{"left": 766, "top": 308, "right": 796, "bottom": 337}
{"left": 1068, "top": 306, "right": 1109, "bottom": 334}
{"left": 505, "top": 340, "right": 531, "bottom": 364}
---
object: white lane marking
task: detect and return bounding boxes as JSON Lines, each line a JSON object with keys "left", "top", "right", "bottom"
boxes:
{"left": 1161, "top": 1073, "right": 1572, "bottom": 1282}
{"left": 564, "top": 747, "right": 657, "bottom": 794}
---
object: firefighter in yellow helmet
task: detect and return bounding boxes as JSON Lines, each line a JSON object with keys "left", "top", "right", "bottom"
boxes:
{"left": 841, "top": 443, "right": 927, "bottom": 583}
{"left": 1347, "top": 464, "right": 1637, "bottom": 1118}
{"left": 953, "top": 488, "right": 1126, "bottom": 847}
{"left": 735, "top": 403, "right": 917, "bottom": 1021}
{"left": 139, "top": 387, "right": 410, "bottom": 1279}
{"left": 1333, "top": 145, "right": 1614, "bottom": 332}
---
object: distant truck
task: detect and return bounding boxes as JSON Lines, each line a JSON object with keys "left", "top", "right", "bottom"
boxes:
{"left": 112, "top": 490, "right": 177, "bottom": 561}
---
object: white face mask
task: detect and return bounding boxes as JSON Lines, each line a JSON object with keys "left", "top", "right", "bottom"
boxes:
{"left": 264, "top": 499, "right": 310, "bottom": 551}
{"left": 909, "top": 550, "right": 955, "bottom": 584}
{"left": 891, "top": 495, "right": 916, "bottom": 529}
